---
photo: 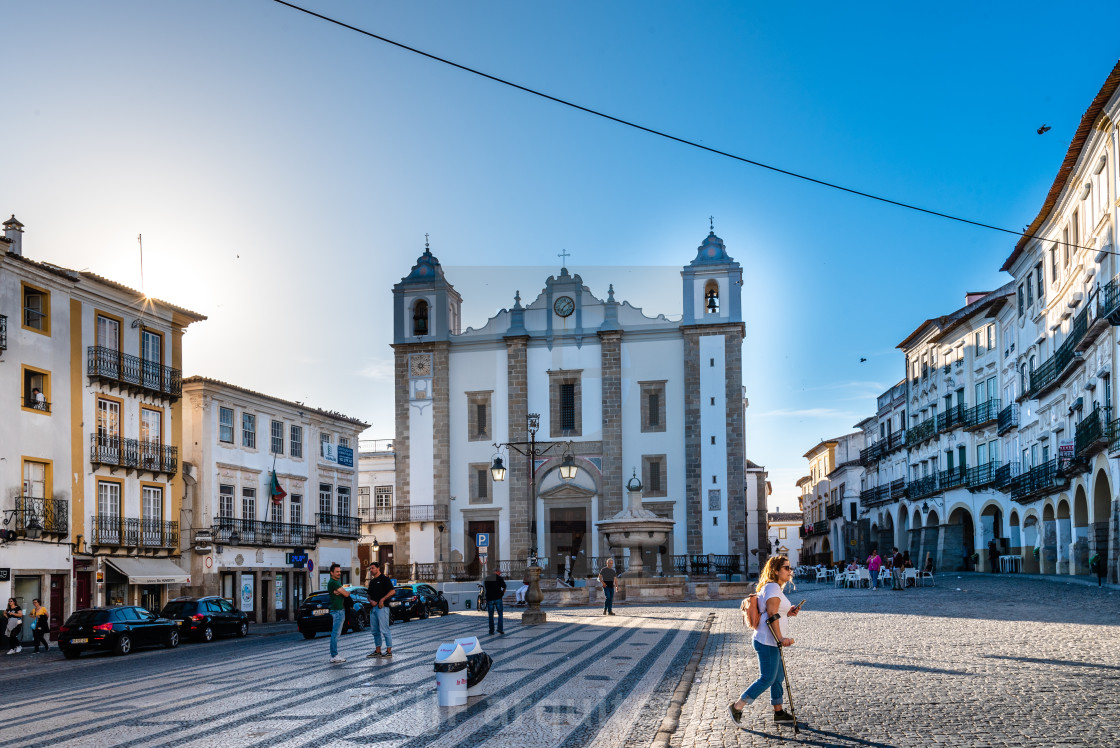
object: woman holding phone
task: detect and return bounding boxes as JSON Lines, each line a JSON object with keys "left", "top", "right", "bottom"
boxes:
{"left": 728, "top": 556, "right": 799, "bottom": 726}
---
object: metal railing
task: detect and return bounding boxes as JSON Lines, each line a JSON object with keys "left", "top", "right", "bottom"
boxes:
{"left": 805, "top": 524, "right": 829, "bottom": 538}
{"left": 1099, "top": 275, "right": 1120, "bottom": 325}
{"left": 997, "top": 403, "right": 1019, "bottom": 434}
{"left": 1027, "top": 306, "right": 1088, "bottom": 399}
{"left": 938, "top": 464, "right": 968, "bottom": 491}
{"left": 90, "top": 434, "right": 178, "bottom": 475}
{"left": 994, "top": 462, "right": 1020, "bottom": 490}
{"left": 964, "top": 399, "right": 1001, "bottom": 429}
{"left": 859, "top": 441, "right": 885, "bottom": 466}
{"left": 92, "top": 516, "right": 179, "bottom": 548}
{"left": 357, "top": 504, "right": 449, "bottom": 523}
{"left": 13, "top": 497, "right": 68, "bottom": 535}
{"left": 908, "top": 474, "right": 939, "bottom": 500}
{"left": 210, "top": 516, "right": 315, "bottom": 547}
{"left": 907, "top": 417, "right": 937, "bottom": 445}
{"left": 826, "top": 502, "right": 842, "bottom": 519}
{"left": 889, "top": 478, "right": 907, "bottom": 499}
{"left": 22, "top": 396, "right": 51, "bottom": 412}
{"left": 937, "top": 403, "right": 967, "bottom": 433}
{"left": 966, "top": 462, "right": 1000, "bottom": 489}
{"left": 1007, "top": 459, "right": 1067, "bottom": 502}
{"left": 884, "top": 430, "right": 906, "bottom": 453}
{"left": 860, "top": 485, "right": 891, "bottom": 507}
{"left": 713, "top": 555, "right": 741, "bottom": 577}
{"left": 1075, "top": 405, "right": 1112, "bottom": 459}
{"left": 315, "top": 513, "right": 361, "bottom": 538}
{"left": 87, "top": 345, "right": 183, "bottom": 400}
{"left": 0, "top": 314, "right": 6, "bottom": 351}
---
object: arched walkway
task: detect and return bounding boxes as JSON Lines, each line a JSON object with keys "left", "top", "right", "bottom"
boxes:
{"left": 907, "top": 509, "right": 922, "bottom": 562}
{"left": 945, "top": 507, "right": 975, "bottom": 571}
{"left": 919, "top": 510, "right": 940, "bottom": 572}
{"left": 1072, "top": 486, "right": 1090, "bottom": 575}
{"left": 877, "top": 511, "right": 894, "bottom": 557}
{"left": 1091, "top": 469, "right": 1113, "bottom": 584}
{"left": 1056, "top": 499, "right": 1072, "bottom": 575}
{"left": 1021, "top": 513, "right": 1040, "bottom": 573}
{"left": 897, "top": 510, "right": 910, "bottom": 557}
{"left": 1041, "top": 504, "right": 1058, "bottom": 575}
{"left": 1008, "top": 510, "right": 1022, "bottom": 561}
{"left": 821, "top": 537, "right": 833, "bottom": 567}
{"left": 980, "top": 502, "right": 1004, "bottom": 572}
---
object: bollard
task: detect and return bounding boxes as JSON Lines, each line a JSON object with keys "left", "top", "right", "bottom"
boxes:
{"left": 433, "top": 642, "right": 468, "bottom": 706}
{"left": 455, "top": 636, "right": 493, "bottom": 698}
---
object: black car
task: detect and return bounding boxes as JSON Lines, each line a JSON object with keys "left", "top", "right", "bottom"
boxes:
{"left": 57, "top": 606, "right": 180, "bottom": 658}
{"left": 160, "top": 596, "right": 250, "bottom": 642}
{"left": 296, "top": 586, "right": 374, "bottom": 639}
{"left": 388, "top": 583, "right": 450, "bottom": 621}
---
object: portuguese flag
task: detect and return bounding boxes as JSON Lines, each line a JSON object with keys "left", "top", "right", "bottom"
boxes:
{"left": 269, "top": 470, "right": 287, "bottom": 505}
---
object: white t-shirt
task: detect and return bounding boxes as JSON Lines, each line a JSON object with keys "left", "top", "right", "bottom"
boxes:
{"left": 752, "top": 582, "right": 791, "bottom": 647}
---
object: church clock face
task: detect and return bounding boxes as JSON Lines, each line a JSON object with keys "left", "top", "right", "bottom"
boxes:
{"left": 554, "top": 295, "right": 575, "bottom": 318}
{"left": 410, "top": 354, "right": 432, "bottom": 377}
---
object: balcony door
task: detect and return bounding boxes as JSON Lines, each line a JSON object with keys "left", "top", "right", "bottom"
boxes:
{"left": 97, "top": 398, "right": 121, "bottom": 463}
{"left": 143, "top": 486, "right": 163, "bottom": 546}
{"left": 141, "top": 408, "right": 162, "bottom": 470}
{"left": 141, "top": 329, "right": 162, "bottom": 390}
{"left": 96, "top": 315, "right": 120, "bottom": 378}
{"left": 98, "top": 481, "right": 122, "bottom": 544}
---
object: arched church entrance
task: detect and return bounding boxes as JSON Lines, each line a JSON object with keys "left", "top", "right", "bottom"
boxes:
{"left": 536, "top": 457, "right": 600, "bottom": 580}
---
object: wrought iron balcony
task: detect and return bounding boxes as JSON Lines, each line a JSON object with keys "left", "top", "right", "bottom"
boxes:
{"left": 908, "top": 474, "right": 939, "bottom": 500}
{"left": 805, "top": 523, "right": 829, "bottom": 537}
{"left": 92, "top": 516, "right": 179, "bottom": 548}
{"left": 22, "top": 396, "right": 51, "bottom": 412}
{"left": 210, "top": 516, "right": 315, "bottom": 547}
{"left": 0, "top": 314, "right": 6, "bottom": 351}
{"left": 87, "top": 346, "right": 183, "bottom": 401}
{"left": 859, "top": 484, "right": 891, "bottom": 508}
{"left": 358, "top": 504, "right": 449, "bottom": 523}
{"left": 1074, "top": 406, "right": 1112, "bottom": 459}
{"left": 885, "top": 429, "right": 907, "bottom": 453}
{"left": 1026, "top": 307, "right": 1088, "bottom": 399}
{"left": 859, "top": 441, "right": 885, "bottom": 466}
{"left": 1007, "top": 459, "right": 1068, "bottom": 503}
{"left": 90, "top": 434, "right": 178, "bottom": 476}
{"left": 11, "top": 497, "right": 69, "bottom": 536}
{"left": 994, "top": 461, "right": 1019, "bottom": 490}
{"left": 966, "top": 462, "right": 1000, "bottom": 490}
{"left": 964, "top": 399, "right": 1000, "bottom": 429}
{"left": 1099, "top": 275, "right": 1120, "bottom": 326}
{"left": 907, "top": 417, "right": 937, "bottom": 446}
{"left": 825, "top": 502, "right": 842, "bottom": 520}
{"left": 937, "top": 403, "right": 967, "bottom": 433}
{"left": 316, "top": 513, "right": 361, "bottom": 538}
{"left": 889, "top": 478, "right": 907, "bottom": 499}
{"left": 997, "top": 403, "right": 1019, "bottom": 435}
{"left": 938, "top": 464, "right": 968, "bottom": 491}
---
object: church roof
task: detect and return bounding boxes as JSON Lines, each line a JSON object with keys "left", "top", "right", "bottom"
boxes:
{"left": 689, "top": 231, "right": 736, "bottom": 266}
{"left": 398, "top": 247, "right": 450, "bottom": 286}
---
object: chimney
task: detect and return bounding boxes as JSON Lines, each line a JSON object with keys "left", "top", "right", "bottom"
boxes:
{"left": 3, "top": 215, "right": 25, "bottom": 256}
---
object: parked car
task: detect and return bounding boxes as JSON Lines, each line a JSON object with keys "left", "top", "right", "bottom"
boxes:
{"left": 57, "top": 606, "right": 180, "bottom": 658}
{"left": 160, "top": 596, "right": 250, "bottom": 642}
{"left": 388, "top": 583, "right": 450, "bottom": 621}
{"left": 296, "top": 586, "right": 373, "bottom": 639}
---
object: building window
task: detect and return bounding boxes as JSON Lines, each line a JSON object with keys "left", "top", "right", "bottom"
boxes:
{"left": 219, "top": 407, "right": 234, "bottom": 443}
{"left": 339, "top": 437, "right": 350, "bottom": 449}
{"left": 96, "top": 313, "right": 121, "bottom": 351}
{"left": 97, "top": 397, "right": 121, "bottom": 439}
{"left": 642, "top": 454, "right": 667, "bottom": 498}
{"left": 708, "top": 489, "right": 722, "bottom": 511}
{"left": 640, "top": 381, "right": 667, "bottom": 433}
{"left": 1050, "top": 247, "right": 1058, "bottom": 282}
{"left": 337, "top": 486, "right": 351, "bottom": 516}
{"left": 987, "top": 324, "right": 995, "bottom": 351}
{"left": 469, "top": 463, "right": 492, "bottom": 504}
{"left": 97, "top": 481, "right": 121, "bottom": 522}
{"left": 271, "top": 420, "right": 284, "bottom": 455}
{"left": 271, "top": 500, "right": 283, "bottom": 524}
{"left": 21, "top": 366, "right": 50, "bottom": 414}
{"left": 219, "top": 484, "right": 235, "bottom": 517}
{"left": 319, "top": 483, "right": 332, "bottom": 517}
{"left": 290, "top": 425, "right": 303, "bottom": 458}
{"left": 778, "top": 528, "right": 787, "bottom": 540}
{"left": 549, "top": 370, "right": 583, "bottom": 437}
{"left": 358, "top": 486, "right": 371, "bottom": 511}
{"left": 320, "top": 432, "right": 330, "bottom": 450}
{"left": 242, "top": 413, "right": 256, "bottom": 449}
{"left": 412, "top": 299, "right": 429, "bottom": 336}
{"left": 1035, "top": 263, "right": 1044, "bottom": 301}
{"left": 704, "top": 280, "right": 720, "bottom": 314}
{"left": 290, "top": 494, "right": 303, "bottom": 525}
{"left": 375, "top": 486, "right": 393, "bottom": 520}
{"left": 1017, "top": 285, "right": 1024, "bottom": 316}
{"left": 21, "top": 282, "right": 50, "bottom": 334}
{"left": 1025, "top": 277, "right": 1033, "bottom": 307}
{"left": 242, "top": 487, "right": 256, "bottom": 521}
{"left": 467, "top": 391, "right": 492, "bottom": 441}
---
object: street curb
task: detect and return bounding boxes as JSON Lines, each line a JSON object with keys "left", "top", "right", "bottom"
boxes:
{"left": 651, "top": 611, "right": 714, "bottom": 748}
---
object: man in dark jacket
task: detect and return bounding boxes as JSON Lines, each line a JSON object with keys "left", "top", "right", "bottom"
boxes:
{"left": 484, "top": 569, "right": 507, "bottom": 635}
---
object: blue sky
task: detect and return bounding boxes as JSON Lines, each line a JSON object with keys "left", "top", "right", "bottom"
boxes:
{"left": 4, "top": 1, "right": 1119, "bottom": 509}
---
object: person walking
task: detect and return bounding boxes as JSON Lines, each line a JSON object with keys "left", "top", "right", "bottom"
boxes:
{"left": 5, "top": 599, "right": 23, "bottom": 654}
{"left": 727, "top": 555, "right": 800, "bottom": 727}
{"left": 891, "top": 547, "right": 904, "bottom": 591}
{"left": 1089, "top": 554, "right": 1105, "bottom": 587}
{"left": 30, "top": 599, "right": 49, "bottom": 654}
{"left": 598, "top": 558, "right": 617, "bottom": 615}
{"left": 484, "top": 568, "right": 507, "bottom": 636}
{"left": 365, "top": 561, "right": 395, "bottom": 658}
{"left": 867, "top": 548, "right": 882, "bottom": 590}
{"left": 326, "top": 563, "right": 350, "bottom": 664}
{"left": 515, "top": 571, "right": 530, "bottom": 607}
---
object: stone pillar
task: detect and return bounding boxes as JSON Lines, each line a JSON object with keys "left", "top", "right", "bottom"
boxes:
{"left": 723, "top": 329, "right": 746, "bottom": 557}
{"left": 682, "top": 331, "right": 703, "bottom": 554}
{"left": 392, "top": 345, "right": 414, "bottom": 570}
{"left": 599, "top": 331, "right": 623, "bottom": 558}
{"left": 432, "top": 343, "right": 452, "bottom": 565}
{"left": 1041, "top": 520, "right": 1058, "bottom": 574}
{"left": 505, "top": 336, "right": 530, "bottom": 560}
{"left": 1057, "top": 518, "right": 1072, "bottom": 575}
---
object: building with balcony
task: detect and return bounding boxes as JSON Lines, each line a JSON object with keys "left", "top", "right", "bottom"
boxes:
{"left": 180, "top": 377, "right": 367, "bottom": 623}
{"left": 797, "top": 431, "right": 865, "bottom": 566}
{"left": 767, "top": 510, "right": 803, "bottom": 568}
{"left": 357, "top": 438, "right": 404, "bottom": 579}
{"left": 0, "top": 215, "right": 205, "bottom": 626}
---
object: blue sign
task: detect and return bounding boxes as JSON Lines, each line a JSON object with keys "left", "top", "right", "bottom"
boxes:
{"left": 476, "top": 533, "right": 489, "bottom": 548}
{"left": 337, "top": 446, "right": 354, "bottom": 467}
{"left": 286, "top": 552, "right": 308, "bottom": 568}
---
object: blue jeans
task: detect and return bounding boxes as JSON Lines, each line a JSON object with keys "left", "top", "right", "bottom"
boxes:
{"left": 371, "top": 606, "right": 392, "bottom": 649}
{"left": 740, "top": 638, "right": 785, "bottom": 705}
{"left": 329, "top": 610, "right": 344, "bottom": 657}
{"left": 869, "top": 568, "right": 879, "bottom": 589}
{"left": 603, "top": 584, "right": 614, "bottom": 613}
{"left": 487, "top": 599, "right": 504, "bottom": 633}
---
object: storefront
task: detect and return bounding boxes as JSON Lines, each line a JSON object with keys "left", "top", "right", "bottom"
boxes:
{"left": 0, "top": 541, "right": 72, "bottom": 645}
{"left": 101, "top": 557, "right": 191, "bottom": 613}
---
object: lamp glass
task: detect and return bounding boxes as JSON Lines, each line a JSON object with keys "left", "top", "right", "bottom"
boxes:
{"left": 558, "top": 454, "right": 577, "bottom": 480}
{"left": 490, "top": 456, "right": 507, "bottom": 482}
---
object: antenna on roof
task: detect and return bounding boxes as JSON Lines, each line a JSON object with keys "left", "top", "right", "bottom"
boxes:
{"left": 138, "top": 234, "right": 145, "bottom": 294}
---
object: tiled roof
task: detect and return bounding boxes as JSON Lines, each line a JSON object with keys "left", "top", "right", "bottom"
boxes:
{"left": 182, "top": 375, "right": 369, "bottom": 428}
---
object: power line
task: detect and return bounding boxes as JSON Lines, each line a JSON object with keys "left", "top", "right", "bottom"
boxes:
{"left": 271, "top": 0, "right": 1108, "bottom": 258}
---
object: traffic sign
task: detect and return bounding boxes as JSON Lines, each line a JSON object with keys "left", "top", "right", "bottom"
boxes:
{"left": 476, "top": 533, "right": 489, "bottom": 548}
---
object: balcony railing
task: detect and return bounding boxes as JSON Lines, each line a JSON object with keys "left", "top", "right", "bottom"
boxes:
{"left": 90, "top": 434, "right": 178, "bottom": 476}
{"left": 995, "top": 461, "right": 1020, "bottom": 490}
{"left": 966, "top": 462, "right": 1000, "bottom": 490}
{"left": 92, "top": 516, "right": 179, "bottom": 548}
{"left": 937, "top": 403, "right": 967, "bottom": 433}
{"left": 884, "top": 430, "right": 907, "bottom": 453}
{"left": 1074, "top": 406, "right": 1112, "bottom": 459}
{"left": 859, "top": 441, "right": 885, "bottom": 466}
{"left": 964, "top": 399, "right": 1001, "bottom": 429}
{"left": 907, "top": 417, "right": 937, "bottom": 446}
{"left": 358, "top": 504, "right": 449, "bottom": 523}
{"left": 908, "top": 474, "right": 939, "bottom": 500}
{"left": 1007, "top": 459, "right": 1068, "bottom": 503}
{"left": 12, "top": 497, "right": 69, "bottom": 536}
{"left": 316, "top": 513, "right": 361, "bottom": 538}
{"left": 22, "top": 396, "right": 51, "bottom": 412}
{"left": 0, "top": 314, "right": 6, "bottom": 350}
{"left": 87, "top": 346, "right": 183, "bottom": 401}
{"left": 805, "top": 524, "right": 829, "bottom": 537}
{"left": 1099, "top": 275, "right": 1120, "bottom": 326}
{"left": 825, "top": 502, "right": 842, "bottom": 520}
{"left": 1027, "top": 306, "right": 1088, "bottom": 399}
{"left": 997, "top": 403, "right": 1019, "bottom": 435}
{"left": 938, "top": 465, "right": 968, "bottom": 491}
{"left": 860, "top": 484, "right": 891, "bottom": 507}
{"left": 210, "top": 516, "right": 315, "bottom": 547}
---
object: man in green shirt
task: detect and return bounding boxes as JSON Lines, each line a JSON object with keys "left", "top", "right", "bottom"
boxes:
{"left": 326, "top": 562, "right": 350, "bottom": 663}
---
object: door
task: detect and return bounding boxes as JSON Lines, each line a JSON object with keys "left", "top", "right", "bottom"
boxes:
{"left": 13, "top": 576, "right": 41, "bottom": 644}
{"left": 275, "top": 573, "right": 287, "bottom": 621}
{"left": 49, "top": 574, "right": 65, "bottom": 640}
{"left": 467, "top": 521, "right": 496, "bottom": 576}
{"left": 143, "top": 486, "right": 163, "bottom": 546}
{"left": 259, "top": 577, "right": 271, "bottom": 622}
{"left": 548, "top": 507, "right": 587, "bottom": 578}
{"left": 141, "top": 330, "right": 162, "bottom": 390}
{"left": 76, "top": 572, "right": 91, "bottom": 609}
{"left": 378, "top": 545, "right": 395, "bottom": 578}
{"left": 141, "top": 408, "right": 162, "bottom": 468}
{"left": 97, "top": 314, "right": 121, "bottom": 377}
{"left": 139, "top": 585, "right": 162, "bottom": 615}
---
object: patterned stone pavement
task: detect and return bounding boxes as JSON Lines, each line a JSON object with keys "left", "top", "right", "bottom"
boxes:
{"left": 0, "top": 605, "right": 705, "bottom": 748}
{"left": 671, "top": 573, "right": 1120, "bottom": 748}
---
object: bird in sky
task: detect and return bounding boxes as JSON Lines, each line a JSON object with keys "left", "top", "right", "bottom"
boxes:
{"left": 860, "top": 357, "right": 867, "bottom": 363}
{"left": 1037, "top": 124, "right": 1052, "bottom": 135}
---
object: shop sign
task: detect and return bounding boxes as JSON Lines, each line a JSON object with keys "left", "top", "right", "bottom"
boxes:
{"left": 337, "top": 446, "right": 354, "bottom": 467}
{"left": 0, "top": 568, "right": 9, "bottom": 582}
{"left": 241, "top": 576, "right": 255, "bottom": 612}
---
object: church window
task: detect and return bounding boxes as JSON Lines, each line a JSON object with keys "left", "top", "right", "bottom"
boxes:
{"left": 704, "top": 280, "right": 720, "bottom": 314}
{"left": 466, "top": 391, "right": 493, "bottom": 441}
{"left": 560, "top": 384, "right": 575, "bottom": 430}
{"left": 710, "top": 358, "right": 715, "bottom": 367}
{"left": 640, "top": 381, "right": 667, "bottom": 433}
{"left": 549, "top": 370, "right": 583, "bottom": 437}
{"left": 642, "top": 455, "right": 667, "bottom": 497}
{"left": 412, "top": 299, "right": 429, "bottom": 337}
{"left": 468, "top": 463, "right": 491, "bottom": 504}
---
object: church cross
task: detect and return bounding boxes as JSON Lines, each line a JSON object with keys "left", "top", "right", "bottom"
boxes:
{"left": 425, "top": 233, "right": 430, "bottom": 249}
{"left": 558, "top": 248, "right": 571, "bottom": 269}
{"left": 709, "top": 215, "right": 714, "bottom": 231}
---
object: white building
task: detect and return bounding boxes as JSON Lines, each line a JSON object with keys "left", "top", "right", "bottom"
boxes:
{"left": 391, "top": 231, "right": 749, "bottom": 578}
{"left": 767, "top": 510, "right": 803, "bottom": 568}
{"left": 797, "top": 432, "right": 866, "bottom": 566}
{"left": 356, "top": 438, "right": 406, "bottom": 579}
{"left": 180, "top": 377, "right": 367, "bottom": 622}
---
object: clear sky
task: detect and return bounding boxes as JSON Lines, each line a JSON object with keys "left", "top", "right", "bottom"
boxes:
{"left": 4, "top": 1, "right": 1120, "bottom": 511}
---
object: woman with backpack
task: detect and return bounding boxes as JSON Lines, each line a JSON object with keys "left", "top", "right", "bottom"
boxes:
{"left": 728, "top": 555, "right": 800, "bottom": 727}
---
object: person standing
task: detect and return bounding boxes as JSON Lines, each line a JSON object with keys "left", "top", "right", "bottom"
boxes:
{"left": 326, "top": 563, "right": 350, "bottom": 664}
{"left": 866, "top": 548, "right": 882, "bottom": 590}
{"left": 1089, "top": 554, "right": 1105, "bottom": 587}
{"left": 365, "top": 561, "right": 395, "bottom": 658}
{"left": 484, "top": 568, "right": 507, "bottom": 635}
{"left": 598, "top": 558, "right": 617, "bottom": 616}
{"left": 30, "top": 599, "right": 49, "bottom": 654}
{"left": 988, "top": 539, "right": 1000, "bottom": 573}
{"left": 891, "top": 547, "right": 904, "bottom": 591}
{"left": 5, "top": 598, "right": 24, "bottom": 654}
{"left": 727, "top": 555, "right": 800, "bottom": 727}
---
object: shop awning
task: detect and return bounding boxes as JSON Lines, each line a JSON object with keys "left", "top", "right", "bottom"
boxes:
{"left": 105, "top": 558, "right": 190, "bottom": 585}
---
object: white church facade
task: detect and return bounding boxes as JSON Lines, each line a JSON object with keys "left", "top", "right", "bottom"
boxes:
{"left": 390, "top": 231, "right": 751, "bottom": 577}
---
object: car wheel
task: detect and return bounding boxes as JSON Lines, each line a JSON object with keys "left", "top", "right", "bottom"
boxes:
{"left": 443, "top": 603, "right": 450, "bottom": 616}
{"left": 166, "top": 629, "right": 180, "bottom": 649}
{"left": 302, "top": 630, "right": 316, "bottom": 640}
{"left": 115, "top": 633, "right": 132, "bottom": 656}
{"left": 237, "top": 621, "right": 248, "bottom": 638}
{"left": 354, "top": 612, "right": 366, "bottom": 632}
{"left": 61, "top": 647, "right": 80, "bottom": 659}
{"left": 201, "top": 625, "right": 214, "bottom": 643}
{"left": 420, "top": 605, "right": 430, "bottom": 620}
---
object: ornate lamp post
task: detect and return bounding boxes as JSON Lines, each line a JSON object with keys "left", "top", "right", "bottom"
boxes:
{"left": 491, "top": 413, "right": 577, "bottom": 625}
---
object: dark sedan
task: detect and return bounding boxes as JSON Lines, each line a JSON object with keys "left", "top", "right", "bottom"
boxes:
{"left": 296, "top": 586, "right": 374, "bottom": 639}
{"left": 160, "top": 596, "right": 250, "bottom": 642}
{"left": 388, "top": 583, "right": 449, "bottom": 621}
{"left": 58, "top": 606, "right": 180, "bottom": 658}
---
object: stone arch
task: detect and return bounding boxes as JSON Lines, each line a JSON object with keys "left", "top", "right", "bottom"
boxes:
{"left": 877, "top": 510, "right": 894, "bottom": 556}
{"left": 821, "top": 536, "right": 833, "bottom": 567}
{"left": 536, "top": 455, "right": 601, "bottom": 578}
{"left": 1021, "top": 511, "right": 1041, "bottom": 573}
{"left": 411, "top": 298, "right": 430, "bottom": 337}
{"left": 1071, "top": 485, "right": 1090, "bottom": 575}
{"left": 897, "top": 508, "right": 910, "bottom": 554}
{"left": 946, "top": 506, "right": 976, "bottom": 571}
{"left": 1008, "top": 509, "right": 1022, "bottom": 559}
{"left": 979, "top": 501, "right": 1005, "bottom": 572}
{"left": 919, "top": 509, "right": 941, "bottom": 572}
{"left": 1055, "top": 496, "right": 1073, "bottom": 575}
{"left": 1091, "top": 468, "right": 1113, "bottom": 583}
{"left": 703, "top": 279, "right": 720, "bottom": 314}
{"left": 1040, "top": 502, "right": 1058, "bottom": 574}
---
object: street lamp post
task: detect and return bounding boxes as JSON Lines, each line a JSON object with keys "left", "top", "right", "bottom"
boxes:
{"left": 491, "top": 413, "right": 576, "bottom": 625}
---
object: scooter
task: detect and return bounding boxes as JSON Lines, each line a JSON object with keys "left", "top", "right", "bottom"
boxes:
{"left": 476, "top": 581, "right": 485, "bottom": 611}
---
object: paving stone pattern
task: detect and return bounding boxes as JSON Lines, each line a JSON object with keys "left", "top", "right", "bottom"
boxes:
{"left": 671, "top": 573, "right": 1120, "bottom": 748}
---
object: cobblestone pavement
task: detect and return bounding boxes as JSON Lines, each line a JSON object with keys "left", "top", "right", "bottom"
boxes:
{"left": 671, "top": 573, "right": 1120, "bottom": 748}
{"left": 0, "top": 605, "right": 705, "bottom": 748}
